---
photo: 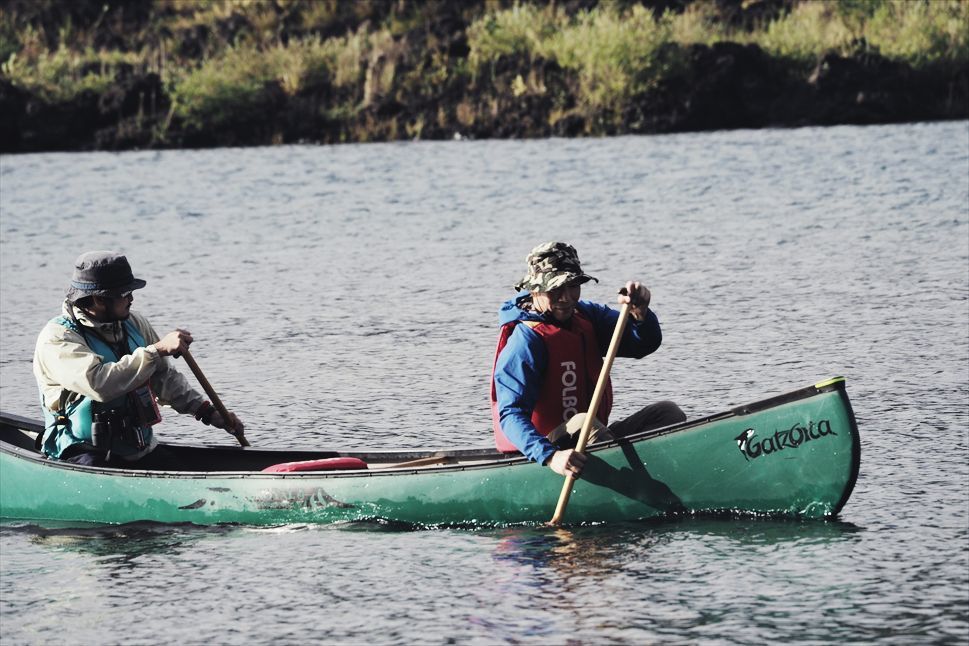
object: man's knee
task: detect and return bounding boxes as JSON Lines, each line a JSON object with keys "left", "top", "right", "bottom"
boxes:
{"left": 550, "top": 412, "right": 613, "bottom": 449}
{"left": 610, "top": 400, "right": 687, "bottom": 437}
{"left": 654, "top": 400, "right": 687, "bottom": 424}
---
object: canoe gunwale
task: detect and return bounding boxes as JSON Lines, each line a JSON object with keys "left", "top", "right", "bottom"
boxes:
{"left": 0, "top": 441, "right": 528, "bottom": 479}
{"left": 0, "top": 378, "right": 857, "bottom": 483}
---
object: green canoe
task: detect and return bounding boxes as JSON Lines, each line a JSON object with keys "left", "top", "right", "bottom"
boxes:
{"left": 0, "top": 378, "right": 859, "bottom": 527}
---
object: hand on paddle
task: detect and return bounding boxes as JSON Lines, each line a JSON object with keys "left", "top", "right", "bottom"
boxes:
{"left": 153, "top": 329, "right": 194, "bottom": 356}
{"left": 619, "top": 281, "right": 651, "bottom": 321}
{"left": 548, "top": 448, "right": 587, "bottom": 479}
{"left": 210, "top": 409, "right": 245, "bottom": 436}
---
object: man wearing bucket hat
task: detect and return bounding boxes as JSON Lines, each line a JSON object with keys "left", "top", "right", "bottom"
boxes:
{"left": 33, "top": 251, "right": 244, "bottom": 468}
{"left": 490, "top": 242, "right": 685, "bottom": 478}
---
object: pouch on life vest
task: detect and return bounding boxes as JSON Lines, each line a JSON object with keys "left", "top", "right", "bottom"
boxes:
{"left": 129, "top": 382, "right": 162, "bottom": 427}
{"left": 262, "top": 458, "right": 368, "bottom": 472}
{"left": 490, "top": 311, "right": 612, "bottom": 453}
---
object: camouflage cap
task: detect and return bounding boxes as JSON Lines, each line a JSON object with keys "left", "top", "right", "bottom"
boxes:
{"left": 514, "top": 242, "right": 598, "bottom": 292}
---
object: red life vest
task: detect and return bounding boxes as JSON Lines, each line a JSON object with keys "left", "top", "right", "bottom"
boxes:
{"left": 490, "top": 311, "right": 613, "bottom": 453}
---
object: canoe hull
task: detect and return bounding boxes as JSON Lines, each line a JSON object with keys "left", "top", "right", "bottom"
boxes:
{"left": 0, "top": 380, "right": 859, "bottom": 526}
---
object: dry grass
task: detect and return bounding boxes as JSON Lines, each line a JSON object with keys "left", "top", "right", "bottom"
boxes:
{"left": 1, "top": 0, "right": 965, "bottom": 134}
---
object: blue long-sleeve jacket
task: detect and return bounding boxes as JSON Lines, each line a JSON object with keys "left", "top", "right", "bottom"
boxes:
{"left": 492, "top": 293, "right": 663, "bottom": 465}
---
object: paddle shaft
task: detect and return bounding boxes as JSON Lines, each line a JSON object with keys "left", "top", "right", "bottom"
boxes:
{"left": 181, "top": 349, "right": 250, "bottom": 447}
{"left": 549, "top": 302, "right": 631, "bottom": 525}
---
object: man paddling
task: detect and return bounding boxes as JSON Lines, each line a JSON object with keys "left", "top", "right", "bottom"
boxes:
{"left": 33, "top": 251, "right": 244, "bottom": 469}
{"left": 490, "top": 242, "right": 685, "bottom": 478}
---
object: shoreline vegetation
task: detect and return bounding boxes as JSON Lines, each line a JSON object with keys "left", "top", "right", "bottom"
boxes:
{"left": 1, "top": 0, "right": 966, "bottom": 153}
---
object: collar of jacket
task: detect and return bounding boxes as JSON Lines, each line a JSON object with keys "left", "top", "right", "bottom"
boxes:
{"left": 512, "top": 294, "right": 574, "bottom": 329}
{"left": 62, "top": 302, "right": 126, "bottom": 341}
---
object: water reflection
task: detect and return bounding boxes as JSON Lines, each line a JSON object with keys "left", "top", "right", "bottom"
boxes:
{"left": 0, "top": 521, "right": 234, "bottom": 570}
{"left": 481, "top": 516, "right": 868, "bottom": 640}
{"left": 491, "top": 516, "right": 864, "bottom": 572}
{"left": 492, "top": 526, "right": 619, "bottom": 573}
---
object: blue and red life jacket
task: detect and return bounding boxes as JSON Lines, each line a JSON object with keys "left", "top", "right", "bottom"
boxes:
{"left": 490, "top": 311, "right": 612, "bottom": 453}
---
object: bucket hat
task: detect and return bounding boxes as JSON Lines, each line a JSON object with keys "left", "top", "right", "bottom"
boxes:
{"left": 514, "top": 242, "right": 598, "bottom": 292}
{"left": 65, "top": 251, "right": 147, "bottom": 302}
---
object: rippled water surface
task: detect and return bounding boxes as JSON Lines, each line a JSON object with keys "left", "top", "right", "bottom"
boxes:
{"left": 1, "top": 122, "right": 967, "bottom": 644}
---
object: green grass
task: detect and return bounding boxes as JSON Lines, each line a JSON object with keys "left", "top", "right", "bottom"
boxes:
{"left": 169, "top": 27, "right": 378, "bottom": 129}
{"left": 466, "top": 4, "right": 560, "bottom": 67}
{"left": 542, "top": 6, "right": 677, "bottom": 109}
{"left": 463, "top": 0, "right": 969, "bottom": 116}
{"left": 1, "top": 0, "right": 965, "bottom": 138}
{"left": 168, "top": 43, "right": 278, "bottom": 129}
{"left": 864, "top": 0, "right": 969, "bottom": 66}
{"left": 742, "top": 0, "right": 969, "bottom": 66}
{"left": 467, "top": 4, "right": 681, "bottom": 113}
{"left": 1, "top": 41, "right": 139, "bottom": 102}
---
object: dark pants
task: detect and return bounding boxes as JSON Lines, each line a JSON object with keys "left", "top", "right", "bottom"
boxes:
{"left": 553, "top": 400, "right": 687, "bottom": 450}
{"left": 608, "top": 400, "right": 687, "bottom": 438}
{"left": 63, "top": 445, "right": 182, "bottom": 470}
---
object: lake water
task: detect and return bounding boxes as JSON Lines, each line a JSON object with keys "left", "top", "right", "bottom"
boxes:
{"left": 1, "top": 122, "right": 967, "bottom": 644}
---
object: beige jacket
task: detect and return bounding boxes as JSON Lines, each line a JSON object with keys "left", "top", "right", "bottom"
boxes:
{"left": 33, "top": 303, "right": 205, "bottom": 419}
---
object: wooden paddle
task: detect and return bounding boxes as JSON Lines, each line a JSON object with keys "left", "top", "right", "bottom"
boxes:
{"left": 549, "top": 299, "right": 631, "bottom": 525}
{"left": 181, "top": 348, "right": 250, "bottom": 447}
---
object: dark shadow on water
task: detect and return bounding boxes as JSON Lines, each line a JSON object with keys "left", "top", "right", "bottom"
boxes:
{"left": 0, "top": 520, "right": 239, "bottom": 567}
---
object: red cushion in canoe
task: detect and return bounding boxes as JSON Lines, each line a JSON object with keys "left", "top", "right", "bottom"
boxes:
{"left": 262, "top": 457, "right": 368, "bottom": 472}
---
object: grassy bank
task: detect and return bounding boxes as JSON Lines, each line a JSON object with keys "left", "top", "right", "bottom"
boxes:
{"left": 469, "top": 0, "right": 967, "bottom": 107}
{"left": 1, "top": 0, "right": 967, "bottom": 151}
